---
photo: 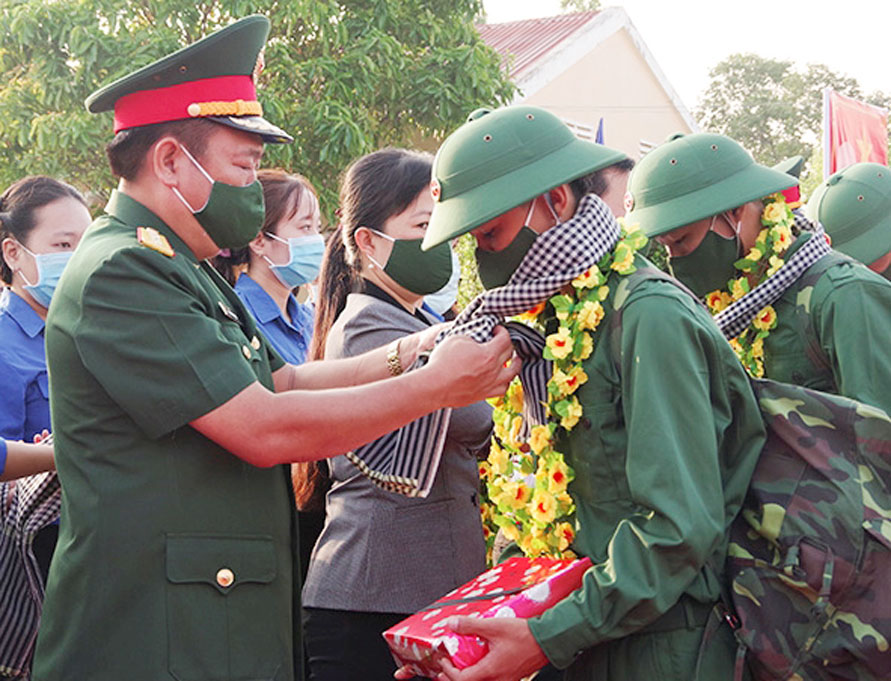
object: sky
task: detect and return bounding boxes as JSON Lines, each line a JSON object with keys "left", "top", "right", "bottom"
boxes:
{"left": 482, "top": 0, "right": 890, "bottom": 112}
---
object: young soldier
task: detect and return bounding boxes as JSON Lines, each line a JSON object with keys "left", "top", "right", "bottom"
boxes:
{"left": 624, "top": 133, "right": 891, "bottom": 415}
{"left": 807, "top": 161, "right": 891, "bottom": 277}
{"left": 414, "top": 106, "right": 766, "bottom": 681}
{"left": 32, "top": 17, "right": 516, "bottom": 681}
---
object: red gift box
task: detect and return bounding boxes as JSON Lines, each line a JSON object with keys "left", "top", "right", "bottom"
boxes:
{"left": 383, "top": 555, "right": 592, "bottom": 678}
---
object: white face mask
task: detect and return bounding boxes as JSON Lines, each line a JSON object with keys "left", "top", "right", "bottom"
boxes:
{"left": 423, "top": 246, "right": 461, "bottom": 315}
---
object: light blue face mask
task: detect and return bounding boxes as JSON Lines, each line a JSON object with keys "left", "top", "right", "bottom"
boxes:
{"left": 18, "top": 244, "right": 73, "bottom": 308}
{"left": 423, "top": 246, "right": 461, "bottom": 315}
{"left": 262, "top": 232, "right": 325, "bottom": 289}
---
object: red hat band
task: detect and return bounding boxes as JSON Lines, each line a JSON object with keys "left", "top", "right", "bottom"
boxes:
{"left": 113, "top": 75, "right": 261, "bottom": 134}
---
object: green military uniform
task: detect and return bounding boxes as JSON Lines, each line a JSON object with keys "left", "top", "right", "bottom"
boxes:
{"left": 422, "top": 110, "right": 767, "bottom": 680}
{"left": 760, "top": 231, "right": 891, "bottom": 415}
{"left": 33, "top": 16, "right": 300, "bottom": 681}
{"left": 625, "top": 133, "right": 891, "bottom": 413}
{"left": 33, "top": 192, "right": 301, "bottom": 681}
{"left": 526, "top": 256, "right": 766, "bottom": 679}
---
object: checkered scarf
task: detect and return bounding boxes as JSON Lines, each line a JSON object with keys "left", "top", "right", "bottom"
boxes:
{"left": 345, "top": 194, "right": 620, "bottom": 496}
{"left": 714, "top": 214, "right": 831, "bottom": 339}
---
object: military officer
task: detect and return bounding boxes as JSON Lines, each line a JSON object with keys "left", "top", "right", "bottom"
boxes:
{"left": 410, "top": 107, "right": 766, "bottom": 681}
{"left": 32, "top": 16, "right": 516, "bottom": 681}
{"left": 625, "top": 133, "right": 891, "bottom": 416}
{"left": 806, "top": 161, "right": 891, "bottom": 278}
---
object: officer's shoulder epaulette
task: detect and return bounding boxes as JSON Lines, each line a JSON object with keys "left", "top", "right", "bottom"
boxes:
{"left": 136, "top": 226, "right": 175, "bottom": 258}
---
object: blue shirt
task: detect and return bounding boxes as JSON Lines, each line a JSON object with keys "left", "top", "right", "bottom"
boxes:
{"left": 0, "top": 288, "right": 51, "bottom": 475}
{"left": 234, "top": 274, "right": 314, "bottom": 366}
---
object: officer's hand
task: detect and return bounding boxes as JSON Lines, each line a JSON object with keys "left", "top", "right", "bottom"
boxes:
{"left": 433, "top": 616, "right": 547, "bottom": 681}
{"left": 426, "top": 326, "right": 520, "bottom": 408}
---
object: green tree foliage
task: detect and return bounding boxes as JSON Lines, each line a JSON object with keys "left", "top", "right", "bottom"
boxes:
{"left": 0, "top": 0, "right": 515, "bottom": 214}
{"left": 696, "top": 53, "right": 889, "bottom": 182}
{"left": 560, "top": 0, "right": 601, "bottom": 12}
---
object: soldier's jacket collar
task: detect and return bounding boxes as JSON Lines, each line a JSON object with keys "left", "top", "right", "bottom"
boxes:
{"left": 105, "top": 190, "right": 198, "bottom": 264}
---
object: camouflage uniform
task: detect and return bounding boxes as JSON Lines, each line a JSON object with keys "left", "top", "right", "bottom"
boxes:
{"left": 527, "top": 255, "right": 767, "bottom": 680}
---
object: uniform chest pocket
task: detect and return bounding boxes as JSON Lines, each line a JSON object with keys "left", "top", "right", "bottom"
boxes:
{"left": 765, "top": 350, "right": 835, "bottom": 393}
{"left": 165, "top": 534, "right": 288, "bottom": 681}
{"left": 566, "top": 380, "right": 628, "bottom": 504}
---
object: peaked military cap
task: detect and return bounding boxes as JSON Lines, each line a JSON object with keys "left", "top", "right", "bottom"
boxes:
{"left": 423, "top": 106, "right": 627, "bottom": 250}
{"left": 773, "top": 155, "right": 805, "bottom": 179}
{"left": 85, "top": 15, "right": 292, "bottom": 144}
{"left": 806, "top": 162, "right": 891, "bottom": 265}
{"left": 625, "top": 133, "right": 795, "bottom": 238}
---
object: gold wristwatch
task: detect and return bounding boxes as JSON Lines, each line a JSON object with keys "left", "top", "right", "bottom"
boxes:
{"left": 386, "top": 338, "right": 403, "bottom": 376}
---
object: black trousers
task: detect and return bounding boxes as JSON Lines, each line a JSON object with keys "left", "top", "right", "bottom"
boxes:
{"left": 303, "top": 607, "right": 422, "bottom": 681}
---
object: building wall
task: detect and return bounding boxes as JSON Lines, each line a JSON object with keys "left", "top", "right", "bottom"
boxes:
{"left": 517, "top": 28, "right": 693, "bottom": 159}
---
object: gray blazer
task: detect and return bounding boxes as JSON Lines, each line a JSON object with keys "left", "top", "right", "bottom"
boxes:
{"left": 301, "top": 293, "right": 492, "bottom": 613}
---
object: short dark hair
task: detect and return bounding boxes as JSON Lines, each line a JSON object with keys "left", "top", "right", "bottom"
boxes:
{"left": 569, "top": 157, "right": 635, "bottom": 203}
{"left": 0, "top": 176, "right": 87, "bottom": 283}
{"left": 105, "top": 118, "right": 216, "bottom": 180}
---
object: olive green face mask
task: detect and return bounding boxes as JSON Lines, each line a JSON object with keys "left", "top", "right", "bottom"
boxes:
{"left": 368, "top": 230, "right": 453, "bottom": 296}
{"left": 476, "top": 227, "right": 539, "bottom": 290}
{"left": 171, "top": 145, "right": 266, "bottom": 250}
{"left": 668, "top": 214, "right": 741, "bottom": 298}
{"left": 474, "top": 195, "right": 558, "bottom": 290}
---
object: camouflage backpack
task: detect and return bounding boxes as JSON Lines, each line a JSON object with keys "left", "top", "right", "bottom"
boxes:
{"left": 610, "top": 266, "right": 891, "bottom": 681}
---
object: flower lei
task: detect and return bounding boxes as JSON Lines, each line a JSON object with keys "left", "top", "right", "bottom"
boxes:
{"left": 479, "top": 221, "right": 649, "bottom": 563}
{"left": 703, "top": 193, "right": 795, "bottom": 378}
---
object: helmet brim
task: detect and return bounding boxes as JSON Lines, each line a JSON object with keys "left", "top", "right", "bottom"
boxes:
{"left": 629, "top": 164, "right": 796, "bottom": 238}
{"left": 423, "top": 137, "right": 626, "bottom": 250}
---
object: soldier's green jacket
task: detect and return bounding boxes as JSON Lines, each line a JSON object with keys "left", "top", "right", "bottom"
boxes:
{"left": 527, "top": 256, "right": 766, "bottom": 679}
{"left": 33, "top": 192, "right": 301, "bottom": 681}
{"left": 764, "top": 231, "right": 891, "bottom": 415}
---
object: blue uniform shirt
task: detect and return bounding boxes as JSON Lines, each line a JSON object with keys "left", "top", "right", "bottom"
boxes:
{"left": 0, "top": 288, "right": 51, "bottom": 475}
{"left": 234, "top": 274, "right": 314, "bottom": 366}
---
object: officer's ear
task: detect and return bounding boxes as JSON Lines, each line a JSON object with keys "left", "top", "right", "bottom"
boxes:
{"left": 152, "top": 136, "right": 187, "bottom": 188}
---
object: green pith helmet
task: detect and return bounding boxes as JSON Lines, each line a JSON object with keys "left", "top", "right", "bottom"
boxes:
{"left": 806, "top": 163, "right": 891, "bottom": 265}
{"left": 422, "top": 106, "right": 627, "bottom": 250}
{"left": 624, "top": 133, "right": 796, "bottom": 238}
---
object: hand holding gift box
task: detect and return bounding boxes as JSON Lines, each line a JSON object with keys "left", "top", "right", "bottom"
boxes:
{"left": 384, "top": 555, "right": 592, "bottom": 678}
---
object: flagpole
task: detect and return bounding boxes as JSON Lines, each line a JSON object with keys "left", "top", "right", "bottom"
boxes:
{"left": 822, "top": 88, "right": 831, "bottom": 180}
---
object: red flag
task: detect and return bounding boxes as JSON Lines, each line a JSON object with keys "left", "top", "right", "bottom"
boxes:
{"left": 824, "top": 90, "right": 888, "bottom": 177}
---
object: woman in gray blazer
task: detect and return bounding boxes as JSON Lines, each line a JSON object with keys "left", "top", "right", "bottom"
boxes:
{"left": 300, "top": 149, "right": 493, "bottom": 681}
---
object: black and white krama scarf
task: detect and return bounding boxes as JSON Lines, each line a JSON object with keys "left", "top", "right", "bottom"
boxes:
{"left": 345, "top": 194, "right": 620, "bottom": 496}
{"left": 714, "top": 213, "right": 832, "bottom": 339}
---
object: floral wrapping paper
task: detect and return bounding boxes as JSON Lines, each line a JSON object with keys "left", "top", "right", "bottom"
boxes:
{"left": 383, "top": 555, "right": 592, "bottom": 677}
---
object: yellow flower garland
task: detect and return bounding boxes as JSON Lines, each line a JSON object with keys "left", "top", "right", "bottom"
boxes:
{"left": 480, "top": 221, "right": 649, "bottom": 562}
{"left": 703, "top": 193, "right": 795, "bottom": 377}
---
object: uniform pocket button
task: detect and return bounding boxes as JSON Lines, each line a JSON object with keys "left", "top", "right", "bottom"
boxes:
{"left": 216, "top": 567, "right": 235, "bottom": 588}
{"left": 242, "top": 345, "right": 252, "bottom": 359}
